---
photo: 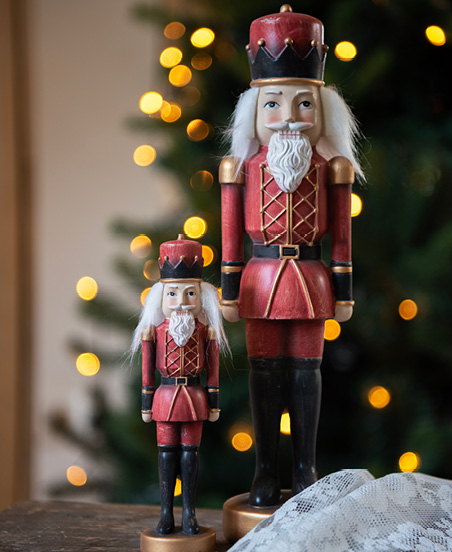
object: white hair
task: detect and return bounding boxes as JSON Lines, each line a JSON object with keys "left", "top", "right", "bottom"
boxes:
{"left": 131, "top": 280, "right": 229, "bottom": 355}
{"left": 228, "top": 84, "right": 364, "bottom": 181}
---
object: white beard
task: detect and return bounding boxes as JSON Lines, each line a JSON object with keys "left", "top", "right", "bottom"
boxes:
{"left": 168, "top": 311, "right": 196, "bottom": 347}
{"left": 266, "top": 130, "right": 313, "bottom": 193}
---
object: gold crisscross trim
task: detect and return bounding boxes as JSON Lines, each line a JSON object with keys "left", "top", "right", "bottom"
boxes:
{"left": 164, "top": 330, "right": 200, "bottom": 377}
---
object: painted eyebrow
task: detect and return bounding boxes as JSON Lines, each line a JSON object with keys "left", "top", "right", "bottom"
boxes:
{"left": 264, "top": 90, "right": 282, "bottom": 95}
{"left": 296, "top": 90, "right": 314, "bottom": 95}
{"left": 167, "top": 284, "right": 196, "bottom": 289}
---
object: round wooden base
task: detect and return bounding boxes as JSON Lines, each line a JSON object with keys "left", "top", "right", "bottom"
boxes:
{"left": 140, "top": 527, "right": 216, "bottom": 552}
{"left": 222, "top": 491, "right": 291, "bottom": 544}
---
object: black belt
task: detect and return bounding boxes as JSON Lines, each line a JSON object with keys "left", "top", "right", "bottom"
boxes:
{"left": 253, "top": 243, "right": 322, "bottom": 260}
{"left": 160, "top": 376, "right": 200, "bottom": 386}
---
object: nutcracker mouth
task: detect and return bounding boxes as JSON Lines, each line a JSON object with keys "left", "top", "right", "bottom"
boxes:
{"left": 279, "top": 129, "right": 301, "bottom": 140}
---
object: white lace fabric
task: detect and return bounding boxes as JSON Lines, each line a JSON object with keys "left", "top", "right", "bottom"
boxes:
{"left": 230, "top": 469, "right": 452, "bottom": 552}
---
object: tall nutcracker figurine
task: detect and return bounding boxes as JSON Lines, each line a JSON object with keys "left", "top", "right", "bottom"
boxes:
{"left": 221, "top": 5, "right": 364, "bottom": 509}
{"left": 132, "top": 235, "right": 227, "bottom": 550}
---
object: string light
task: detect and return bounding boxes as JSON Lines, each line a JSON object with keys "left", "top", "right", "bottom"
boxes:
{"left": 191, "top": 53, "right": 213, "bottom": 70}
{"left": 186, "top": 119, "right": 210, "bottom": 141}
{"left": 202, "top": 245, "right": 215, "bottom": 267}
{"left": 141, "top": 287, "right": 151, "bottom": 306}
{"left": 232, "top": 432, "right": 253, "bottom": 452}
{"left": 139, "top": 92, "right": 163, "bottom": 114}
{"left": 76, "top": 353, "right": 100, "bottom": 377}
{"left": 143, "top": 260, "right": 160, "bottom": 281}
{"left": 191, "top": 28, "right": 215, "bottom": 48}
{"left": 184, "top": 216, "right": 207, "bottom": 239}
{"left": 160, "top": 101, "right": 182, "bottom": 123}
{"left": 425, "top": 25, "right": 446, "bottom": 46}
{"left": 130, "top": 235, "right": 152, "bottom": 258}
{"left": 76, "top": 276, "right": 98, "bottom": 301}
{"left": 368, "top": 386, "right": 391, "bottom": 409}
{"left": 133, "top": 145, "right": 156, "bottom": 167}
{"left": 164, "top": 22, "right": 185, "bottom": 40}
{"left": 67, "top": 465, "right": 87, "bottom": 487}
{"left": 324, "top": 319, "right": 341, "bottom": 341}
{"left": 168, "top": 65, "right": 192, "bottom": 87}
{"left": 351, "top": 193, "right": 363, "bottom": 217}
{"left": 280, "top": 412, "right": 291, "bottom": 435}
{"left": 399, "top": 452, "right": 421, "bottom": 473}
{"left": 190, "top": 170, "right": 213, "bottom": 191}
{"left": 334, "top": 41, "right": 357, "bottom": 61}
{"left": 160, "top": 47, "right": 183, "bottom": 68}
{"left": 398, "top": 299, "right": 418, "bottom": 320}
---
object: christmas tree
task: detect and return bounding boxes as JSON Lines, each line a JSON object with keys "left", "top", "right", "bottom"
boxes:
{"left": 52, "top": 0, "right": 452, "bottom": 506}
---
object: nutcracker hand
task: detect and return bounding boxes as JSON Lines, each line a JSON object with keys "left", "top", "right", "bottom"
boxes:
{"left": 208, "top": 411, "right": 220, "bottom": 422}
{"left": 142, "top": 412, "right": 152, "bottom": 423}
{"left": 334, "top": 303, "right": 353, "bottom": 323}
{"left": 222, "top": 304, "right": 240, "bottom": 323}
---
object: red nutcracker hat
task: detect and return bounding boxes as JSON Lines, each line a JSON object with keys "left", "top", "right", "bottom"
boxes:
{"left": 247, "top": 4, "right": 328, "bottom": 86}
{"left": 159, "top": 234, "right": 203, "bottom": 281}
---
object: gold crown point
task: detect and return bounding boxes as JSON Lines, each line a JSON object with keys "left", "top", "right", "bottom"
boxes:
{"left": 280, "top": 4, "right": 293, "bottom": 12}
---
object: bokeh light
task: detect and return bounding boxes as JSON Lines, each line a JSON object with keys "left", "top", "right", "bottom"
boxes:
{"left": 141, "top": 287, "right": 151, "bottom": 306}
{"left": 76, "top": 353, "right": 100, "bottom": 377}
{"left": 160, "top": 47, "right": 183, "bottom": 68}
{"left": 168, "top": 65, "right": 192, "bottom": 87}
{"left": 164, "top": 22, "right": 185, "bottom": 40}
{"left": 399, "top": 452, "right": 421, "bottom": 473}
{"left": 139, "top": 91, "right": 163, "bottom": 114}
{"left": 191, "top": 28, "right": 215, "bottom": 48}
{"left": 76, "top": 276, "right": 98, "bottom": 301}
{"left": 130, "top": 235, "right": 152, "bottom": 258}
{"left": 334, "top": 41, "right": 357, "bottom": 61}
{"left": 184, "top": 216, "right": 207, "bottom": 239}
{"left": 351, "top": 193, "right": 363, "bottom": 217}
{"left": 190, "top": 170, "right": 213, "bottom": 191}
{"left": 178, "top": 87, "right": 201, "bottom": 106}
{"left": 368, "top": 386, "right": 391, "bottom": 409}
{"left": 160, "top": 101, "right": 182, "bottom": 123}
{"left": 191, "top": 53, "right": 213, "bottom": 70}
{"left": 202, "top": 245, "right": 215, "bottom": 267}
{"left": 174, "top": 478, "right": 182, "bottom": 496}
{"left": 232, "top": 432, "right": 253, "bottom": 452}
{"left": 280, "top": 412, "right": 291, "bottom": 435}
{"left": 67, "top": 465, "right": 87, "bottom": 487}
{"left": 324, "top": 319, "right": 341, "bottom": 341}
{"left": 425, "top": 25, "right": 446, "bottom": 46}
{"left": 143, "top": 260, "right": 160, "bottom": 281}
{"left": 186, "top": 119, "right": 210, "bottom": 141}
{"left": 398, "top": 299, "right": 418, "bottom": 320}
{"left": 133, "top": 145, "right": 156, "bottom": 167}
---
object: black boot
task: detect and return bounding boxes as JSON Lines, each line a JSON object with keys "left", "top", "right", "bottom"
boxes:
{"left": 288, "top": 357, "right": 322, "bottom": 495}
{"left": 248, "top": 357, "right": 286, "bottom": 507}
{"left": 180, "top": 445, "right": 200, "bottom": 535}
{"left": 156, "top": 445, "right": 179, "bottom": 535}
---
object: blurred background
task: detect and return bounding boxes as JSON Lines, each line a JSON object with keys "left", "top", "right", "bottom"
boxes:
{"left": 1, "top": 0, "right": 452, "bottom": 511}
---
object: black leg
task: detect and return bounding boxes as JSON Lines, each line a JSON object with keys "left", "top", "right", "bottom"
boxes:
{"left": 180, "top": 445, "right": 200, "bottom": 535}
{"left": 156, "top": 445, "right": 179, "bottom": 535}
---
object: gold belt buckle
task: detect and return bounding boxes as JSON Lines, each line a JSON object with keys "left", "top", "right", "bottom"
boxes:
{"left": 175, "top": 376, "right": 188, "bottom": 386}
{"left": 279, "top": 244, "right": 300, "bottom": 260}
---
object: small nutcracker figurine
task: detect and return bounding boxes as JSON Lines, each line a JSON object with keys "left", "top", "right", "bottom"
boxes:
{"left": 221, "top": 5, "right": 364, "bottom": 508}
{"left": 132, "top": 235, "right": 227, "bottom": 542}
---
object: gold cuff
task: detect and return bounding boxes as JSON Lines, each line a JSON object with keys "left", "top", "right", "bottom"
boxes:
{"left": 331, "top": 266, "right": 353, "bottom": 274}
{"left": 220, "top": 299, "right": 239, "bottom": 306}
{"left": 221, "top": 265, "right": 243, "bottom": 273}
{"left": 209, "top": 408, "right": 221, "bottom": 413}
{"left": 335, "top": 300, "right": 355, "bottom": 306}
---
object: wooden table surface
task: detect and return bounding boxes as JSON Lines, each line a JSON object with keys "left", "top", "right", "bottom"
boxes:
{"left": 0, "top": 500, "right": 231, "bottom": 552}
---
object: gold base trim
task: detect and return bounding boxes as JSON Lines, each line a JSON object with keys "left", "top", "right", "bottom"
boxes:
{"left": 250, "top": 77, "right": 325, "bottom": 87}
{"left": 222, "top": 491, "right": 291, "bottom": 544}
{"left": 141, "top": 527, "right": 216, "bottom": 552}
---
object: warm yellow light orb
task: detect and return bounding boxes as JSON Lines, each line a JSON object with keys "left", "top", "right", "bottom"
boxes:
{"left": 160, "top": 47, "right": 183, "bottom": 68}
{"left": 164, "top": 22, "right": 186, "bottom": 40}
{"left": 76, "top": 276, "right": 98, "bottom": 301}
{"left": 141, "top": 287, "right": 151, "bottom": 306}
{"left": 143, "top": 259, "right": 160, "bottom": 281}
{"left": 133, "top": 145, "right": 157, "bottom": 167}
{"left": 168, "top": 65, "right": 192, "bottom": 87}
{"left": 160, "top": 102, "right": 182, "bottom": 123}
{"left": 139, "top": 91, "right": 163, "bottom": 114}
{"left": 67, "top": 465, "right": 87, "bottom": 487}
{"left": 184, "top": 216, "right": 207, "bottom": 239}
{"left": 130, "top": 235, "right": 152, "bottom": 258}
{"left": 324, "top": 319, "right": 341, "bottom": 341}
{"left": 191, "top": 28, "right": 215, "bottom": 48}
{"left": 280, "top": 412, "right": 291, "bottom": 435}
{"left": 178, "top": 86, "right": 201, "bottom": 107}
{"left": 425, "top": 25, "right": 446, "bottom": 46}
{"left": 174, "top": 478, "right": 182, "bottom": 496}
{"left": 368, "top": 386, "right": 391, "bottom": 409}
{"left": 335, "top": 41, "right": 357, "bottom": 61}
{"left": 190, "top": 170, "right": 213, "bottom": 191}
{"left": 186, "top": 119, "right": 210, "bottom": 141}
{"left": 351, "top": 193, "right": 363, "bottom": 217}
{"left": 202, "top": 245, "right": 215, "bottom": 267}
{"left": 398, "top": 299, "right": 418, "bottom": 320}
{"left": 76, "top": 353, "right": 100, "bottom": 377}
{"left": 232, "top": 432, "right": 253, "bottom": 452}
{"left": 399, "top": 452, "right": 421, "bottom": 473}
{"left": 191, "top": 53, "right": 213, "bottom": 70}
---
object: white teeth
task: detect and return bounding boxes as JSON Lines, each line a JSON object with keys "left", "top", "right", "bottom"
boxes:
{"left": 279, "top": 130, "right": 301, "bottom": 140}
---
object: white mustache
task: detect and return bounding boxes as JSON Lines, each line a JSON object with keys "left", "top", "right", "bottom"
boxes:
{"left": 265, "top": 121, "right": 313, "bottom": 131}
{"left": 168, "top": 304, "right": 195, "bottom": 311}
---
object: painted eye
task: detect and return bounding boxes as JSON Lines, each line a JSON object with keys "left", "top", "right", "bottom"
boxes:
{"left": 168, "top": 291, "right": 176, "bottom": 297}
{"left": 264, "top": 101, "right": 280, "bottom": 110}
{"left": 299, "top": 100, "right": 313, "bottom": 109}
{"left": 187, "top": 291, "right": 196, "bottom": 297}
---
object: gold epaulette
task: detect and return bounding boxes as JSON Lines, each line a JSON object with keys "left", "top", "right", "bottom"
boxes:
{"left": 219, "top": 156, "right": 245, "bottom": 185}
{"left": 207, "top": 326, "right": 217, "bottom": 340}
{"left": 141, "top": 327, "right": 155, "bottom": 341}
{"left": 328, "top": 156, "right": 354, "bottom": 185}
